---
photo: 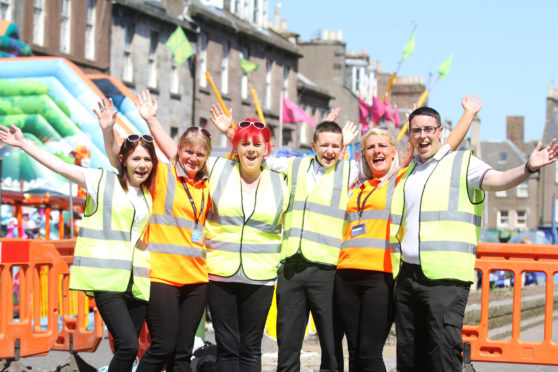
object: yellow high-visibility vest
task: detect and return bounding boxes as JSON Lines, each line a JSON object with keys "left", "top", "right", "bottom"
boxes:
{"left": 282, "top": 157, "right": 350, "bottom": 266}
{"left": 70, "top": 170, "right": 152, "bottom": 301}
{"left": 205, "top": 158, "right": 289, "bottom": 280}
{"left": 390, "top": 151, "right": 484, "bottom": 282}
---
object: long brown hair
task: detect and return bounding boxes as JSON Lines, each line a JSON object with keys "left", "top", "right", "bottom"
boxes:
{"left": 117, "top": 138, "right": 158, "bottom": 192}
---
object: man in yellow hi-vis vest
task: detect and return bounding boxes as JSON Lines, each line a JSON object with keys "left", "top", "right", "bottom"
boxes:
{"left": 390, "top": 105, "right": 558, "bottom": 372}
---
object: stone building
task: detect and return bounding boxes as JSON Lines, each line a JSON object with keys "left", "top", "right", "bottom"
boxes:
{"left": 5, "top": 0, "right": 111, "bottom": 74}
{"left": 539, "top": 85, "right": 558, "bottom": 229}
{"left": 476, "top": 117, "right": 539, "bottom": 231}
{"left": 110, "top": 0, "right": 197, "bottom": 138}
{"left": 184, "top": 0, "right": 302, "bottom": 148}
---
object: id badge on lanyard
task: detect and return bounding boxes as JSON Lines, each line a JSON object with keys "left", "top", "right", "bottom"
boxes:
{"left": 351, "top": 223, "right": 366, "bottom": 237}
{"left": 192, "top": 224, "right": 204, "bottom": 244}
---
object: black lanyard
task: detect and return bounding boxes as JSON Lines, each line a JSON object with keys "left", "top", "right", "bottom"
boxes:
{"left": 179, "top": 177, "right": 205, "bottom": 226}
{"left": 356, "top": 182, "right": 379, "bottom": 220}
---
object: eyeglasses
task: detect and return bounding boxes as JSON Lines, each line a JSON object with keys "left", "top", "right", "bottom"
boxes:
{"left": 186, "top": 126, "right": 211, "bottom": 138}
{"left": 409, "top": 126, "right": 440, "bottom": 136}
{"left": 238, "top": 121, "right": 266, "bottom": 130}
{"left": 127, "top": 134, "right": 154, "bottom": 143}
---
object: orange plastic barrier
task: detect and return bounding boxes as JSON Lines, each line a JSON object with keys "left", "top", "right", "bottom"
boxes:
{"left": 463, "top": 242, "right": 558, "bottom": 366}
{"left": 0, "top": 239, "right": 67, "bottom": 358}
{"left": 48, "top": 239, "right": 104, "bottom": 352}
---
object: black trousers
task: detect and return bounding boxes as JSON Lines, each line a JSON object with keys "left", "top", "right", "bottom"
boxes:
{"left": 137, "top": 281, "right": 208, "bottom": 372}
{"left": 276, "top": 255, "right": 344, "bottom": 372}
{"left": 207, "top": 281, "right": 274, "bottom": 372}
{"left": 394, "top": 262, "right": 470, "bottom": 372}
{"left": 335, "top": 269, "right": 394, "bottom": 372}
{"left": 94, "top": 290, "right": 147, "bottom": 372}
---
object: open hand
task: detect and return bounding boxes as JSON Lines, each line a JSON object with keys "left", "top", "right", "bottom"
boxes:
{"left": 0, "top": 123, "right": 25, "bottom": 148}
{"left": 528, "top": 139, "right": 558, "bottom": 171}
{"left": 136, "top": 90, "right": 158, "bottom": 122}
{"left": 93, "top": 98, "right": 117, "bottom": 131}
{"left": 342, "top": 120, "right": 358, "bottom": 146}
{"left": 462, "top": 94, "right": 483, "bottom": 115}
{"left": 209, "top": 104, "right": 233, "bottom": 134}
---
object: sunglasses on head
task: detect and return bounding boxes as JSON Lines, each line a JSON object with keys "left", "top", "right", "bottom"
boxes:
{"left": 186, "top": 126, "right": 211, "bottom": 138}
{"left": 127, "top": 134, "right": 154, "bottom": 143}
{"left": 238, "top": 121, "right": 266, "bottom": 130}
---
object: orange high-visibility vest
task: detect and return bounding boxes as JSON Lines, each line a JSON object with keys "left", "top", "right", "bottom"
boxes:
{"left": 337, "top": 169, "right": 405, "bottom": 272}
{"left": 147, "top": 162, "right": 210, "bottom": 286}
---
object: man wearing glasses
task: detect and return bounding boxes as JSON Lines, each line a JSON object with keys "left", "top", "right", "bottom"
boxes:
{"left": 389, "top": 106, "right": 558, "bottom": 372}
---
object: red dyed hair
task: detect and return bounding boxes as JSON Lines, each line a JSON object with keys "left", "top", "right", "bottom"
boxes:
{"left": 231, "top": 117, "right": 272, "bottom": 156}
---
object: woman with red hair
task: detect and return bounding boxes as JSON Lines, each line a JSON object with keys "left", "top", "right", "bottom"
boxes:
{"left": 205, "top": 110, "right": 289, "bottom": 372}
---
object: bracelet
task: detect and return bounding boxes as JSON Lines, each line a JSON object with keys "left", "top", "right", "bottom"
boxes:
{"left": 525, "top": 161, "right": 537, "bottom": 174}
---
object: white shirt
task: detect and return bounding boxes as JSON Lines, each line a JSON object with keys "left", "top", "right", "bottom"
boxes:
{"left": 400, "top": 145, "right": 492, "bottom": 264}
{"left": 83, "top": 168, "right": 150, "bottom": 249}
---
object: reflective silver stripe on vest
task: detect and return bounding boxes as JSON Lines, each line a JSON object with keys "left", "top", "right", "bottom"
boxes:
{"left": 147, "top": 242, "right": 205, "bottom": 258}
{"left": 348, "top": 209, "right": 391, "bottom": 223}
{"left": 73, "top": 255, "right": 132, "bottom": 270}
{"left": 164, "top": 164, "right": 176, "bottom": 216}
{"left": 298, "top": 201, "right": 346, "bottom": 219}
{"left": 206, "top": 239, "right": 281, "bottom": 254}
{"left": 133, "top": 267, "right": 151, "bottom": 278}
{"left": 213, "top": 215, "right": 280, "bottom": 234}
{"left": 286, "top": 157, "right": 303, "bottom": 214}
{"left": 420, "top": 211, "right": 482, "bottom": 226}
{"left": 151, "top": 213, "right": 199, "bottom": 230}
{"left": 269, "top": 170, "right": 285, "bottom": 226}
{"left": 78, "top": 172, "right": 131, "bottom": 242}
{"left": 391, "top": 242, "right": 401, "bottom": 253}
{"left": 390, "top": 213, "right": 402, "bottom": 225}
{"left": 341, "top": 237, "right": 389, "bottom": 249}
{"left": 210, "top": 159, "right": 236, "bottom": 218}
{"left": 419, "top": 241, "right": 477, "bottom": 254}
{"left": 284, "top": 227, "right": 342, "bottom": 248}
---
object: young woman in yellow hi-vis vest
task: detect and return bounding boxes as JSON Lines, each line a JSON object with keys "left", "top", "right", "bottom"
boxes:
{"left": 335, "top": 95, "right": 483, "bottom": 372}
{"left": 206, "top": 109, "right": 289, "bottom": 372}
{"left": 0, "top": 109, "right": 158, "bottom": 372}
{"left": 100, "top": 91, "right": 212, "bottom": 372}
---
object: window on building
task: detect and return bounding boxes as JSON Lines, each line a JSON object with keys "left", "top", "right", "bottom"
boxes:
{"left": 241, "top": 48, "right": 248, "bottom": 99}
{"left": 0, "top": 0, "right": 13, "bottom": 21}
{"left": 265, "top": 59, "right": 272, "bottom": 109}
{"left": 85, "top": 0, "right": 96, "bottom": 60}
{"left": 516, "top": 210, "right": 527, "bottom": 228}
{"left": 199, "top": 33, "right": 207, "bottom": 88}
{"left": 148, "top": 31, "right": 159, "bottom": 89}
{"left": 282, "top": 66, "right": 289, "bottom": 99}
{"left": 33, "top": 0, "right": 45, "bottom": 46}
{"left": 498, "top": 152, "right": 507, "bottom": 164}
{"left": 123, "top": 22, "right": 134, "bottom": 84}
{"left": 170, "top": 60, "right": 180, "bottom": 95}
{"left": 252, "top": 0, "right": 259, "bottom": 23}
{"left": 497, "top": 210, "right": 509, "bottom": 228}
{"left": 355, "top": 67, "right": 361, "bottom": 93}
{"left": 221, "top": 41, "right": 229, "bottom": 94}
{"left": 59, "top": 0, "right": 71, "bottom": 53}
{"left": 170, "top": 126, "right": 179, "bottom": 140}
{"left": 495, "top": 190, "right": 507, "bottom": 198}
{"left": 516, "top": 182, "right": 528, "bottom": 198}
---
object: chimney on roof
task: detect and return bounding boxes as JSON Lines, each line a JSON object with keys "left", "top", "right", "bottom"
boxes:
{"left": 337, "top": 30, "right": 343, "bottom": 41}
{"left": 376, "top": 60, "right": 381, "bottom": 72}
{"left": 322, "top": 29, "right": 328, "bottom": 40}
{"left": 550, "top": 84, "right": 555, "bottom": 98}
{"left": 471, "top": 116, "right": 481, "bottom": 157}
{"left": 281, "top": 20, "right": 287, "bottom": 31}
{"left": 274, "top": 6, "right": 280, "bottom": 29}
{"left": 506, "top": 116, "right": 525, "bottom": 152}
{"left": 329, "top": 30, "right": 335, "bottom": 40}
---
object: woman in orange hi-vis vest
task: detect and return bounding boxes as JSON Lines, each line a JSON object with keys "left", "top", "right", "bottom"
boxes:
{"left": 335, "top": 95, "right": 483, "bottom": 372}
{"left": 100, "top": 91, "right": 212, "bottom": 372}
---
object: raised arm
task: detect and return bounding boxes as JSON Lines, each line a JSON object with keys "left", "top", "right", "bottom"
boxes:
{"left": 93, "top": 98, "right": 120, "bottom": 169}
{"left": 0, "top": 124, "right": 87, "bottom": 189}
{"left": 209, "top": 104, "right": 234, "bottom": 142}
{"left": 482, "top": 139, "right": 558, "bottom": 191}
{"left": 443, "top": 94, "right": 483, "bottom": 150}
{"left": 136, "top": 90, "right": 178, "bottom": 160}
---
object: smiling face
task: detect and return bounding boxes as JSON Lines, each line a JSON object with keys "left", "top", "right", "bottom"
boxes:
{"left": 177, "top": 144, "right": 209, "bottom": 179}
{"left": 236, "top": 133, "right": 267, "bottom": 175}
{"left": 123, "top": 145, "right": 154, "bottom": 188}
{"left": 409, "top": 115, "right": 443, "bottom": 163}
{"left": 312, "top": 131, "right": 344, "bottom": 169}
{"left": 363, "top": 134, "right": 397, "bottom": 179}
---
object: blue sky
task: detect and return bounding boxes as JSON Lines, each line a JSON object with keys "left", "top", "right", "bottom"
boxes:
{"left": 270, "top": 0, "right": 557, "bottom": 142}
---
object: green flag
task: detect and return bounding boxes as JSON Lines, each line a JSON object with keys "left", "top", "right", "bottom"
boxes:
{"left": 240, "top": 57, "right": 259, "bottom": 75}
{"left": 438, "top": 54, "right": 453, "bottom": 80}
{"left": 402, "top": 30, "right": 416, "bottom": 61}
{"left": 166, "top": 26, "right": 193, "bottom": 65}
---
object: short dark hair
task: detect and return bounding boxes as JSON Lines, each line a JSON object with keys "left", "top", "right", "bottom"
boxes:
{"left": 408, "top": 107, "right": 441, "bottom": 128}
{"left": 313, "top": 121, "right": 342, "bottom": 143}
{"left": 117, "top": 138, "right": 158, "bottom": 192}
